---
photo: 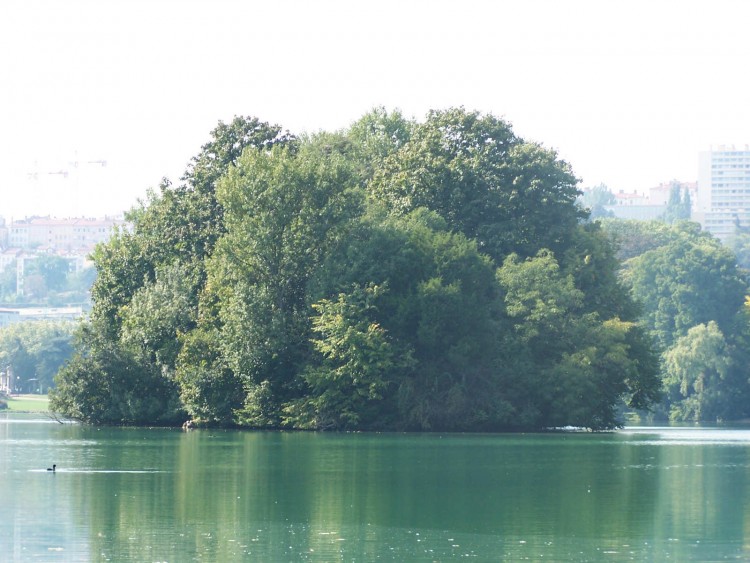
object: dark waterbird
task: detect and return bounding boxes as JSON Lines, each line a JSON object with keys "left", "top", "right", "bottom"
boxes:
{"left": 47, "top": 464, "right": 56, "bottom": 472}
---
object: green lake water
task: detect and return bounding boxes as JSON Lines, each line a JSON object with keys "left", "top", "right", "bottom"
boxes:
{"left": 2, "top": 414, "right": 750, "bottom": 561}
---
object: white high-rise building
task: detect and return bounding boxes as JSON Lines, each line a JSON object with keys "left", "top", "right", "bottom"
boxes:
{"left": 696, "top": 145, "right": 750, "bottom": 241}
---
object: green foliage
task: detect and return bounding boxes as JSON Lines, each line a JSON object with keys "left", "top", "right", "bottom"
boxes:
{"left": 185, "top": 116, "right": 297, "bottom": 195}
{"left": 50, "top": 320, "right": 183, "bottom": 424}
{"left": 25, "top": 256, "right": 71, "bottom": 293}
{"left": 344, "top": 107, "right": 414, "bottom": 182}
{"left": 561, "top": 221, "right": 639, "bottom": 320}
{"left": 284, "top": 283, "right": 411, "bottom": 429}
{"left": 210, "top": 139, "right": 362, "bottom": 422}
{"left": 545, "top": 317, "right": 661, "bottom": 429}
{"left": 120, "top": 261, "right": 198, "bottom": 368}
{"left": 496, "top": 251, "right": 660, "bottom": 429}
{"left": 21, "top": 255, "right": 75, "bottom": 301}
{"left": 0, "top": 321, "right": 75, "bottom": 392}
{"left": 0, "top": 261, "right": 16, "bottom": 299}
{"left": 603, "top": 220, "right": 750, "bottom": 422}
{"left": 130, "top": 117, "right": 297, "bottom": 269}
{"left": 90, "top": 116, "right": 292, "bottom": 330}
{"left": 661, "top": 183, "right": 692, "bottom": 224}
{"left": 728, "top": 224, "right": 750, "bottom": 271}
{"left": 662, "top": 322, "right": 732, "bottom": 421}
{"left": 0, "top": 257, "right": 95, "bottom": 306}
{"left": 174, "top": 326, "right": 243, "bottom": 425}
{"left": 308, "top": 209, "right": 511, "bottom": 430}
{"left": 579, "top": 183, "right": 615, "bottom": 219}
{"left": 599, "top": 219, "right": 680, "bottom": 262}
{"left": 54, "top": 116, "right": 291, "bottom": 425}
{"left": 88, "top": 227, "right": 153, "bottom": 336}
{"left": 369, "top": 107, "right": 585, "bottom": 261}
{"left": 53, "top": 107, "right": 662, "bottom": 430}
{"left": 498, "top": 251, "right": 583, "bottom": 343}
{"left": 623, "top": 225, "right": 746, "bottom": 350}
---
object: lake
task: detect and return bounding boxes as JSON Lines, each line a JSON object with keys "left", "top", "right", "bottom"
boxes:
{"left": 2, "top": 414, "right": 750, "bottom": 561}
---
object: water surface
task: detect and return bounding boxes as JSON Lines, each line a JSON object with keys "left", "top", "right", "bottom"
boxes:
{"left": 2, "top": 414, "right": 749, "bottom": 561}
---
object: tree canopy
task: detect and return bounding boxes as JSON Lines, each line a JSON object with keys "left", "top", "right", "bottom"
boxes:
{"left": 0, "top": 321, "right": 76, "bottom": 393}
{"left": 51, "top": 108, "right": 661, "bottom": 430}
{"left": 602, "top": 220, "right": 750, "bottom": 422}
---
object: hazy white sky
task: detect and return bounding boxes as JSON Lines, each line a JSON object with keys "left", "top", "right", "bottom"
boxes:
{"left": 1, "top": 0, "right": 749, "bottom": 219}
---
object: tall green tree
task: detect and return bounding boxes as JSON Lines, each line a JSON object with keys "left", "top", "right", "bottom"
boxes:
{"left": 284, "top": 283, "right": 412, "bottom": 430}
{"left": 345, "top": 107, "right": 414, "bottom": 182}
{"left": 304, "top": 208, "right": 509, "bottom": 430}
{"left": 55, "top": 116, "right": 293, "bottom": 424}
{"left": 369, "top": 107, "right": 585, "bottom": 261}
{"left": 133, "top": 116, "right": 296, "bottom": 268}
{"left": 90, "top": 116, "right": 294, "bottom": 333}
{"left": 662, "top": 183, "right": 692, "bottom": 224}
{"left": 496, "top": 250, "right": 660, "bottom": 429}
{"left": 662, "top": 321, "right": 732, "bottom": 421}
{"left": 622, "top": 224, "right": 746, "bottom": 350}
{"left": 208, "top": 139, "right": 361, "bottom": 424}
{"left": 174, "top": 325, "right": 243, "bottom": 425}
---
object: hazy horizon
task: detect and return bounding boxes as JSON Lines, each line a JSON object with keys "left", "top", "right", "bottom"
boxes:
{"left": 2, "top": 0, "right": 749, "bottom": 219}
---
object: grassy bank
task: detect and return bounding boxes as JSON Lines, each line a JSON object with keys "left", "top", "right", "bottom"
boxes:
{"left": 3, "top": 394, "right": 50, "bottom": 413}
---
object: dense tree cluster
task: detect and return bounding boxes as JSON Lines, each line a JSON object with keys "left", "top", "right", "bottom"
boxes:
{"left": 0, "top": 256, "right": 96, "bottom": 306}
{"left": 50, "top": 108, "right": 662, "bottom": 430}
{"left": 579, "top": 183, "right": 615, "bottom": 219}
{"left": 603, "top": 220, "right": 750, "bottom": 422}
{"left": 0, "top": 321, "right": 75, "bottom": 393}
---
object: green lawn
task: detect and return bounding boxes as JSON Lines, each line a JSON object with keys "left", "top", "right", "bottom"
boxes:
{"left": 4, "top": 394, "right": 50, "bottom": 413}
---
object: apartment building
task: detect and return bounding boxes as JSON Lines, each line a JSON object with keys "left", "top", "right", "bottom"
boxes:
{"left": 695, "top": 146, "right": 750, "bottom": 241}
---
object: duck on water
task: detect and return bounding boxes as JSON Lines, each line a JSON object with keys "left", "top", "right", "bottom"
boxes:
{"left": 47, "top": 464, "right": 56, "bottom": 472}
